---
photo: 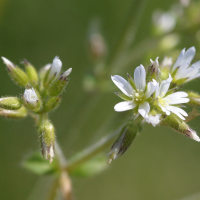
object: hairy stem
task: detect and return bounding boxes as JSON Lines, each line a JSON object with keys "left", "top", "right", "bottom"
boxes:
{"left": 64, "top": 126, "right": 123, "bottom": 172}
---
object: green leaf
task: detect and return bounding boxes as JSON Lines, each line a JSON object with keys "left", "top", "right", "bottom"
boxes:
{"left": 69, "top": 154, "right": 108, "bottom": 178}
{"left": 22, "top": 152, "right": 58, "bottom": 175}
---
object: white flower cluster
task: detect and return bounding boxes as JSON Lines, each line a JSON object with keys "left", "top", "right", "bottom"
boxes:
{"left": 112, "top": 47, "right": 200, "bottom": 141}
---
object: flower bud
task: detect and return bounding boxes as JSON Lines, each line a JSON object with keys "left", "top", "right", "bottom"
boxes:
{"left": 23, "top": 88, "right": 42, "bottom": 112}
{"left": 163, "top": 113, "right": 200, "bottom": 142}
{"left": 2, "top": 57, "right": 29, "bottom": 87}
{"left": 0, "top": 97, "right": 22, "bottom": 110}
{"left": 23, "top": 59, "right": 39, "bottom": 88}
{"left": 38, "top": 119, "right": 55, "bottom": 163}
{"left": 44, "top": 96, "right": 62, "bottom": 112}
{"left": 0, "top": 106, "right": 27, "bottom": 118}
{"left": 48, "top": 68, "right": 72, "bottom": 96}
{"left": 43, "top": 56, "right": 62, "bottom": 87}
{"left": 108, "top": 121, "right": 139, "bottom": 164}
{"left": 186, "top": 91, "right": 200, "bottom": 106}
{"left": 146, "top": 57, "right": 160, "bottom": 82}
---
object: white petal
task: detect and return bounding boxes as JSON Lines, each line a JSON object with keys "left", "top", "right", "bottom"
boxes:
{"left": 165, "top": 91, "right": 188, "bottom": 99}
{"left": 1, "top": 57, "right": 15, "bottom": 69}
{"left": 158, "top": 103, "right": 170, "bottom": 115}
{"left": 144, "top": 114, "right": 161, "bottom": 127}
{"left": 172, "top": 47, "right": 195, "bottom": 72}
{"left": 158, "top": 74, "right": 172, "bottom": 97}
{"left": 114, "top": 101, "right": 136, "bottom": 112}
{"left": 111, "top": 75, "right": 134, "bottom": 97}
{"left": 134, "top": 65, "right": 146, "bottom": 91}
{"left": 48, "top": 56, "right": 62, "bottom": 81}
{"left": 144, "top": 81, "right": 156, "bottom": 99}
{"left": 62, "top": 68, "right": 72, "bottom": 77}
{"left": 186, "top": 73, "right": 200, "bottom": 82}
{"left": 189, "top": 131, "right": 200, "bottom": 142}
{"left": 166, "top": 106, "right": 188, "bottom": 120}
{"left": 138, "top": 101, "right": 150, "bottom": 117}
{"left": 165, "top": 97, "right": 189, "bottom": 104}
{"left": 175, "top": 62, "right": 190, "bottom": 80}
{"left": 172, "top": 48, "right": 185, "bottom": 72}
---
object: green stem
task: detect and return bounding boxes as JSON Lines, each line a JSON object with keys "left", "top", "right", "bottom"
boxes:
{"left": 64, "top": 126, "right": 123, "bottom": 172}
{"left": 47, "top": 178, "right": 59, "bottom": 200}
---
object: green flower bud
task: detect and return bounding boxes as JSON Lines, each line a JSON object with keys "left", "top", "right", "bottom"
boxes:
{"left": 23, "top": 60, "right": 39, "bottom": 88}
{"left": 0, "top": 97, "right": 22, "bottom": 110}
{"left": 163, "top": 113, "right": 200, "bottom": 142}
{"left": 23, "top": 88, "right": 42, "bottom": 112}
{"left": 186, "top": 91, "right": 200, "bottom": 106}
{"left": 38, "top": 119, "right": 55, "bottom": 163}
{"left": 2, "top": 57, "right": 29, "bottom": 87}
{"left": 0, "top": 106, "right": 27, "bottom": 118}
{"left": 108, "top": 120, "right": 139, "bottom": 164}
{"left": 44, "top": 96, "right": 62, "bottom": 112}
{"left": 48, "top": 68, "right": 72, "bottom": 96}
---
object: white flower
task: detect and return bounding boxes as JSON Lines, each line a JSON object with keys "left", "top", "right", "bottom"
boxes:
{"left": 24, "top": 88, "right": 39, "bottom": 106}
{"left": 111, "top": 65, "right": 157, "bottom": 119}
{"left": 172, "top": 47, "right": 200, "bottom": 83}
{"left": 48, "top": 56, "right": 62, "bottom": 82}
{"left": 155, "top": 74, "right": 189, "bottom": 120}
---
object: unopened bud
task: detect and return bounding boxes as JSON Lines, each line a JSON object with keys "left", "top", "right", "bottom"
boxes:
{"left": 108, "top": 121, "right": 139, "bottom": 164}
{"left": 44, "top": 96, "right": 62, "bottom": 112}
{"left": 48, "top": 68, "right": 72, "bottom": 96}
{"left": 2, "top": 57, "right": 29, "bottom": 87}
{"left": 0, "top": 106, "right": 27, "bottom": 118}
{"left": 43, "top": 56, "right": 62, "bottom": 87}
{"left": 0, "top": 97, "right": 22, "bottom": 110}
{"left": 186, "top": 91, "right": 200, "bottom": 106}
{"left": 23, "top": 88, "right": 42, "bottom": 112}
{"left": 23, "top": 60, "right": 39, "bottom": 88}
{"left": 163, "top": 113, "right": 200, "bottom": 142}
{"left": 38, "top": 119, "right": 55, "bottom": 163}
{"left": 146, "top": 57, "right": 160, "bottom": 82}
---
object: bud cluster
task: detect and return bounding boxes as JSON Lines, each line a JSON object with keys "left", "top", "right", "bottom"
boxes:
{"left": 110, "top": 47, "right": 200, "bottom": 162}
{"left": 1, "top": 56, "right": 72, "bottom": 162}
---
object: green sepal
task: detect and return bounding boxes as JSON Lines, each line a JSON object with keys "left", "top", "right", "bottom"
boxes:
{"left": 24, "top": 60, "right": 39, "bottom": 88}
{"left": 114, "top": 92, "right": 132, "bottom": 101}
{"left": 44, "top": 96, "right": 62, "bottom": 112}
{"left": 0, "top": 97, "right": 22, "bottom": 110}
{"left": 68, "top": 154, "right": 107, "bottom": 178}
{"left": 38, "top": 119, "right": 55, "bottom": 163}
{"left": 48, "top": 77, "right": 69, "bottom": 96}
{"left": 127, "top": 73, "right": 135, "bottom": 90}
{"left": 108, "top": 120, "right": 139, "bottom": 163}
{"left": 10, "top": 66, "right": 29, "bottom": 87}
{"left": 186, "top": 91, "right": 200, "bottom": 106}
{"left": 0, "top": 105, "right": 28, "bottom": 118}
{"left": 22, "top": 152, "right": 59, "bottom": 175}
{"left": 162, "top": 113, "right": 196, "bottom": 140}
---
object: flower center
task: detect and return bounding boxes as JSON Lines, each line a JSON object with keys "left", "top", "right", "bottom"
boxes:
{"left": 134, "top": 89, "right": 144, "bottom": 102}
{"left": 158, "top": 96, "right": 169, "bottom": 107}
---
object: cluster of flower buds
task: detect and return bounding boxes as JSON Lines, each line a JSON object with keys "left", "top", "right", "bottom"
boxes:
{"left": 109, "top": 46, "right": 200, "bottom": 163}
{"left": 1, "top": 56, "right": 72, "bottom": 163}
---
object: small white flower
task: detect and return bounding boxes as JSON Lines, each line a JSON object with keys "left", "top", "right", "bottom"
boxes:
{"left": 155, "top": 74, "right": 189, "bottom": 120}
{"left": 172, "top": 47, "right": 200, "bottom": 83}
{"left": 48, "top": 56, "right": 62, "bottom": 82}
{"left": 111, "top": 65, "right": 157, "bottom": 118}
{"left": 24, "top": 88, "right": 39, "bottom": 107}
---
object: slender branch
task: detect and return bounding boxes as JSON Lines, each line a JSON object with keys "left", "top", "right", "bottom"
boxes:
{"left": 47, "top": 178, "right": 59, "bottom": 200}
{"left": 64, "top": 126, "right": 123, "bottom": 172}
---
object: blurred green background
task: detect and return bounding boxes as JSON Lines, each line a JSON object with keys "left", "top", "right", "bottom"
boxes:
{"left": 1, "top": 0, "right": 200, "bottom": 199}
